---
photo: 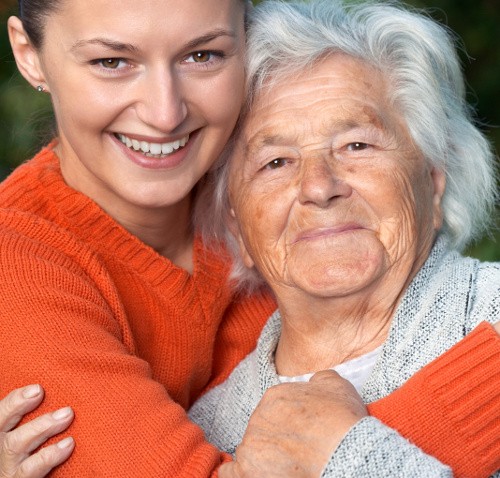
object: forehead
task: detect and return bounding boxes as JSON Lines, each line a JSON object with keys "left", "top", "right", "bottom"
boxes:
{"left": 241, "top": 54, "right": 392, "bottom": 147}
{"left": 44, "top": 0, "right": 244, "bottom": 48}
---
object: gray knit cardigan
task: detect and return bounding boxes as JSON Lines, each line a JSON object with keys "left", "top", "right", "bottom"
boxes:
{"left": 189, "top": 237, "right": 500, "bottom": 477}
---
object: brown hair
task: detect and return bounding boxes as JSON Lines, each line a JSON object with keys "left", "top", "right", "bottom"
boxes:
{"left": 18, "top": 0, "right": 62, "bottom": 49}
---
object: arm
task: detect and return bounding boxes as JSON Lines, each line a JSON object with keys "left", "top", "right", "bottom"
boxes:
{"left": 220, "top": 322, "right": 500, "bottom": 477}
{"left": 2, "top": 313, "right": 498, "bottom": 477}
{"left": 368, "top": 321, "right": 500, "bottom": 478}
{"left": 321, "top": 417, "right": 453, "bottom": 478}
{"left": 322, "top": 321, "right": 500, "bottom": 478}
{"left": 0, "top": 230, "right": 230, "bottom": 477}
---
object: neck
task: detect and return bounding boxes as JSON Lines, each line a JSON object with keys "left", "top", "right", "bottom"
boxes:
{"left": 274, "top": 293, "right": 394, "bottom": 376}
{"left": 273, "top": 253, "right": 430, "bottom": 376}
{"left": 116, "top": 198, "right": 195, "bottom": 272}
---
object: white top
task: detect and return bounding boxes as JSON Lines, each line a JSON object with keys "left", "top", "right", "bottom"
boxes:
{"left": 277, "top": 345, "right": 383, "bottom": 394}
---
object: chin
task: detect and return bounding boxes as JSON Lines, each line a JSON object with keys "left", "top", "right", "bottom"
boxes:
{"left": 290, "top": 258, "right": 385, "bottom": 298}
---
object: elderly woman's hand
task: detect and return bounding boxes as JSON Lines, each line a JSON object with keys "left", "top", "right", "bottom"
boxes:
{"left": 219, "top": 370, "right": 367, "bottom": 478}
{"left": 0, "top": 385, "right": 74, "bottom": 478}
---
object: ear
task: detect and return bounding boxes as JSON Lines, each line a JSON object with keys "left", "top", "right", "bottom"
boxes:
{"left": 228, "top": 208, "right": 255, "bottom": 269}
{"left": 7, "top": 16, "right": 48, "bottom": 91}
{"left": 430, "top": 166, "right": 446, "bottom": 230}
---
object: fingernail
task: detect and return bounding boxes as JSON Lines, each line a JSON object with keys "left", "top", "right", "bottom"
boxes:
{"left": 23, "top": 384, "right": 42, "bottom": 399}
{"left": 57, "top": 437, "right": 74, "bottom": 449}
{"left": 52, "top": 407, "right": 72, "bottom": 420}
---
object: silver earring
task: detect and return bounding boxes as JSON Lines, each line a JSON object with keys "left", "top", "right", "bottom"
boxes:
{"left": 36, "top": 85, "right": 44, "bottom": 92}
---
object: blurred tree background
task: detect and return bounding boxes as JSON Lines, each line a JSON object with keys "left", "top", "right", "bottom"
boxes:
{"left": 1, "top": 0, "right": 498, "bottom": 259}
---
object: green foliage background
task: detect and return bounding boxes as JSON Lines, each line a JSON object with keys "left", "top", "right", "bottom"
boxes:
{"left": 1, "top": 0, "right": 498, "bottom": 259}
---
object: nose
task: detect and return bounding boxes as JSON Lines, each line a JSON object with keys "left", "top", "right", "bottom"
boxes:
{"left": 135, "top": 67, "right": 187, "bottom": 132}
{"left": 298, "top": 156, "right": 352, "bottom": 207}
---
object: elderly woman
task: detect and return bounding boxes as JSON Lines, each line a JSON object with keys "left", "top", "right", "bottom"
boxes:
{"left": 189, "top": 0, "right": 500, "bottom": 476}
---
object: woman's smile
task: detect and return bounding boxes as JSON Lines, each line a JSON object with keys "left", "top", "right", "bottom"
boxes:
{"left": 293, "top": 223, "right": 365, "bottom": 244}
{"left": 115, "top": 132, "right": 190, "bottom": 157}
{"left": 111, "top": 131, "right": 196, "bottom": 170}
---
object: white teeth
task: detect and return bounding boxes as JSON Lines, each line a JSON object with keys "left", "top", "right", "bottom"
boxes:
{"left": 162, "top": 143, "right": 174, "bottom": 154}
{"left": 117, "top": 133, "right": 190, "bottom": 157}
{"left": 150, "top": 143, "right": 162, "bottom": 155}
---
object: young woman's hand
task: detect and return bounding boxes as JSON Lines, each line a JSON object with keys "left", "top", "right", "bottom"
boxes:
{"left": 0, "top": 385, "right": 74, "bottom": 478}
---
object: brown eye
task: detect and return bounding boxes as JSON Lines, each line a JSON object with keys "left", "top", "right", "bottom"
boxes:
{"left": 100, "top": 58, "right": 122, "bottom": 69}
{"left": 346, "top": 142, "right": 369, "bottom": 151}
{"left": 192, "top": 51, "right": 211, "bottom": 63}
{"left": 265, "top": 158, "right": 288, "bottom": 170}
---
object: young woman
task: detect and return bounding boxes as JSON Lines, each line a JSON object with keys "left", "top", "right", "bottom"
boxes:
{"left": 1, "top": 1, "right": 277, "bottom": 476}
{"left": 0, "top": 0, "right": 499, "bottom": 477}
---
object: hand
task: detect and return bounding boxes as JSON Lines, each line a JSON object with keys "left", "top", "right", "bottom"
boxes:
{"left": 0, "top": 385, "right": 75, "bottom": 478}
{"left": 219, "top": 370, "right": 367, "bottom": 478}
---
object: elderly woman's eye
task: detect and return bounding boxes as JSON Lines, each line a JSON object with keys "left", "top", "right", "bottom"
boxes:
{"left": 346, "top": 142, "right": 369, "bottom": 151}
{"left": 265, "top": 158, "right": 288, "bottom": 170}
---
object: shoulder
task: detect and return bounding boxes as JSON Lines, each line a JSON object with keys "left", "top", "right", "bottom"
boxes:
{"left": 414, "top": 244, "right": 499, "bottom": 332}
{"left": 475, "top": 259, "right": 500, "bottom": 283}
{"left": 0, "top": 203, "right": 103, "bottom": 274}
{"left": 0, "top": 144, "right": 58, "bottom": 205}
{"left": 0, "top": 189, "right": 119, "bottom": 319}
{"left": 468, "top": 260, "right": 500, "bottom": 330}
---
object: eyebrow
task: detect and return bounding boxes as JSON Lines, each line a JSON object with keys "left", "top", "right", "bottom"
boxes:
{"left": 70, "top": 29, "right": 236, "bottom": 55}
{"left": 244, "top": 133, "right": 290, "bottom": 155}
{"left": 70, "top": 38, "right": 139, "bottom": 54}
{"left": 244, "top": 118, "right": 388, "bottom": 156}
{"left": 184, "top": 29, "right": 237, "bottom": 50}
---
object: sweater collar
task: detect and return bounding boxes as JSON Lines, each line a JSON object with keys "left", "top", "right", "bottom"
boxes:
{"left": 28, "top": 145, "right": 232, "bottom": 294}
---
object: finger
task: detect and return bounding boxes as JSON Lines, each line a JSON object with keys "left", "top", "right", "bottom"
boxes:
{"left": 2, "top": 407, "right": 74, "bottom": 458}
{"left": 17, "top": 436, "right": 75, "bottom": 478}
{"left": 309, "top": 369, "right": 344, "bottom": 382}
{"left": 218, "top": 461, "right": 240, "bottom": 478}
{"left": 309, "top": 369, "right": 358, "bottom": 390}
{"left": 0, "top": 385, "right": 44, "bottom": 432}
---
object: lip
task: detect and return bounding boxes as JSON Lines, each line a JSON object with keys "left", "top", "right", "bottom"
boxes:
{"left": 110, "top": 130, "right": 199, "bottom": 170}
{"left": 293, "top": 223, "right": 364, "bottom": 243}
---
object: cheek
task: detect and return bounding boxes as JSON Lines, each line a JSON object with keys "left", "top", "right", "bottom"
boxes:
{"left": 49, "top": 74, "right": 120, "bottom": 135}
{"left": 196, "top": 69, "right": 244, "bottom": 130}
{"left": 235, "top": 186, "right": 291, "bottom": 271}
{"left": 375, "top": 167, "right": 436, "bottom": 252}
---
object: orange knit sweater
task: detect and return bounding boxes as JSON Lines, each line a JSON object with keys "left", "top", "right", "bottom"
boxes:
{"left": 0, "top": 146, "right": 498, "bottom": 477}
{"left": 369, "top": 321, "right": 500, "bottom": 478}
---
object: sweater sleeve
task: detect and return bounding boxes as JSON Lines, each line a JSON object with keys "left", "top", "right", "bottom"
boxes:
{"left": 0, "top": 224, "right": 230, "bottom": 478}
{"left": 321, "top": 417, "right": 453, "bottom": 477}
{"left": 368, "top": 322, "right": 500, "bottom": 478}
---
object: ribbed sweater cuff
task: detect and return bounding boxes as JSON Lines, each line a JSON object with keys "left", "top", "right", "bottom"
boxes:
{"left": 368, "top": 322, "right": 500, "bottom": 478}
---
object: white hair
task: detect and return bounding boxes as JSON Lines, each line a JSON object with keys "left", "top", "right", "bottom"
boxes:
{"left": 197, "top": 0, "right": 498, "bottom": 293}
